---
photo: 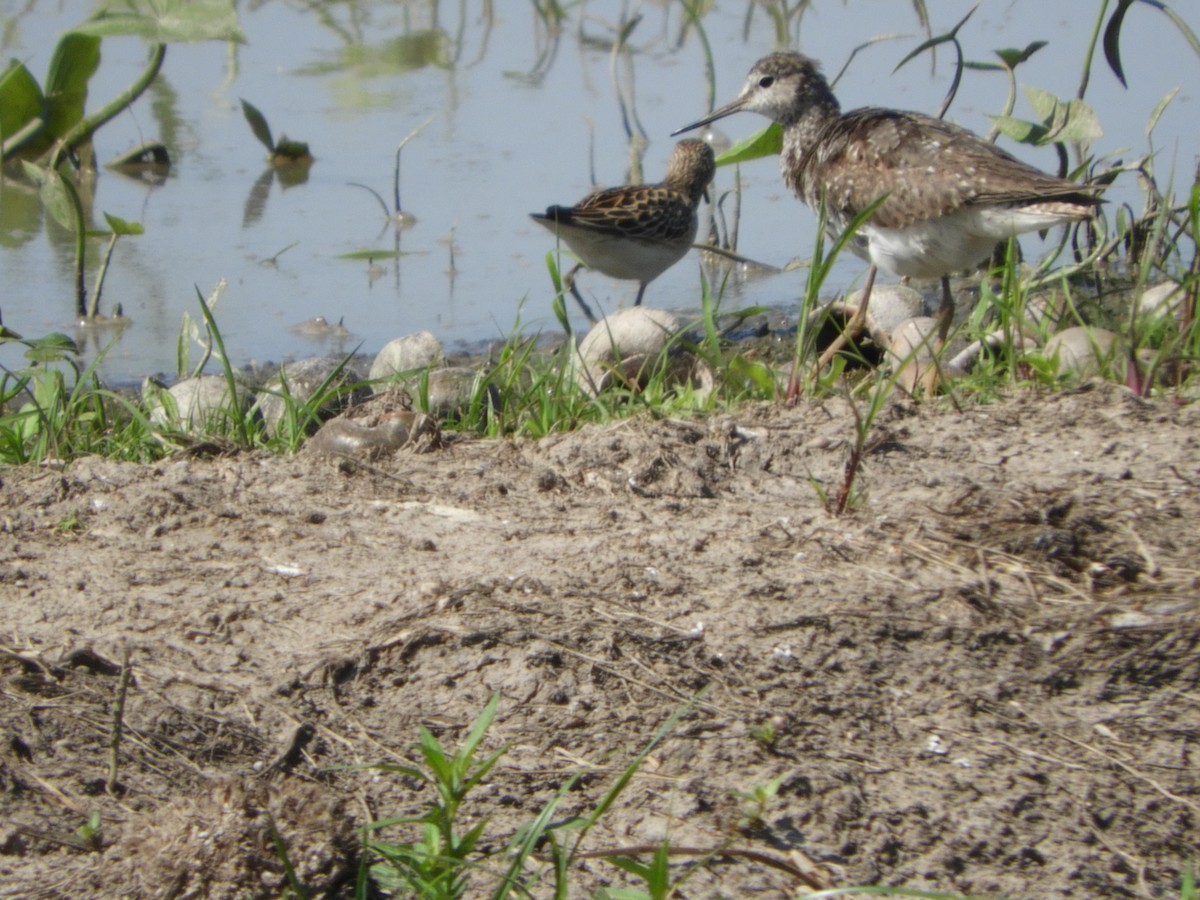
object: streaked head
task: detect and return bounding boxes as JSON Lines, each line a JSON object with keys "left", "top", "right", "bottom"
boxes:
{"left": 673, "top": 52, "right": 836, "bottom": 135}
{"left": 664, "top": 139, "right": 717, "bottom": 202}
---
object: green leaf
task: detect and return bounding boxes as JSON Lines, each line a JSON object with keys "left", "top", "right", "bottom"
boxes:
{"left": 19, "top": 162, "right": 76, "bottom": 231}
{"left": 606, "top": 856, "right": 652, "bottom": 880}
{"left": 0, "top": 61, "right": 45, "bottom": 139}
{"left": 992, "top": 88, "right": 1102, "bottom": 146}
{"left": 337, "top": 248, "right": 405, "bottom": 260}
{"left": 240, "top": 98, "right": 274, "bottom": 152}
{"left": 994, "top": 40, "right": 1047, "bottom": 69}
{"left": 1023, "top": 84, "right": 1061, "bottom": 123}
{"left": 987, "top": 115, "right": 1047, "bottom": 145}
{"left": 1103, "top": 0, "right": 1135, "bottom": 88}
{"left": 102, "top": 212, "right": 144, "bottom": 236}
{"left": 271, "top": 136, "right": 311, "bottom": 161}
{"left": 600, "top": 889, "right": 654, "bottom": 900}
{"left": 24, "top": 333, "right": 79, "bottom": 364}
{"left": 43, "top": 32, "right": 101, "bottom": 140}
{"left": 893, "top": 3, "right": 978, "bottom": 73}
{"left": 456, "top": 692, "right": 499, "bottom": 769}
{"left": 715, "top": 122, "right": 782, "bottom": 167}
{"left": 1023, "top": 86, "right": 1102, "bottom": 142}
{"left": 73, "top": 0, "right": 245, "bottom": 44}
{"left": 1146, "top": 86, "right": 1180, "bottom": 139}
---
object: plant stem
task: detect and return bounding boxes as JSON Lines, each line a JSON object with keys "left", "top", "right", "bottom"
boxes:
{"left": 56, "top": 174, "right": 88, "bottom": 318}
{"left": 89, "top": 233, "right": 119, "bottom": 319}
{"left": 49, "top": 43, "right": 167, "bottom": 171}
{"left": 1, "top": 117, "right": 46, "bottom": 162}
{"left": 1076, "top": 0, "right": 1110, "bottom": 101}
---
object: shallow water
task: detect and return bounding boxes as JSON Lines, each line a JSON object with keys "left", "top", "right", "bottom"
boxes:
{"left": 1, "top": 1, "right": 1196, "bottom": 385}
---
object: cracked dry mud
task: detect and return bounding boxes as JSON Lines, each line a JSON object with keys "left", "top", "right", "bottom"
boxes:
{"left": 1, "top": 382, "right": 1198, "bottom": 898}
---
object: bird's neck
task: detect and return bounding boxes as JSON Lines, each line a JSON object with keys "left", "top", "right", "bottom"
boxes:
{"left": 781, "top": 89, "right": 840, "bottom": 153}
{"left": 779, "top": 89, "right": 840, "bottom": 204}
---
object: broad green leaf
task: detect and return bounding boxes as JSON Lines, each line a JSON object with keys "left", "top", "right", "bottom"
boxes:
{"left": 240, "top": 98, "right": 274, "bottom": 152}
{"left": 102, "top": 212, "right": 144, "bottom": 236}
{"left": 1024, "top": 85, "right": 1062, "bottom": 124}
{"left": 19, "top": 161, "right": 76, "bottom": 231}
{"left": 73, "top": 0, "right": 245, "bottom": 43}
{"left": 994, "top": 88, "right": 1102, "bottom": 146}
{"left": 1024, "top": 86, "right": 1102, "bottom": 142}
{"left": 43, "top": 32, "right": 101, "bottom": 140}
{"left": 24, "top": 332, "right": 79, "bottom": 364}
{"left": 986, "top": 115, "right": 1046, "bottom": 145}
{"left": 1058, "top": 97, "right": 1102, "bottom": 142}
{"left": 715, "top": 122, "right": 782, "bottom": 166}
{"left": 0, "top": 61, "right": 44, "bottom": 138}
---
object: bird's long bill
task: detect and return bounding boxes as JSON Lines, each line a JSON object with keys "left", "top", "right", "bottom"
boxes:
{"left": 671, "top": 95, "right": 748, "bottom": 137}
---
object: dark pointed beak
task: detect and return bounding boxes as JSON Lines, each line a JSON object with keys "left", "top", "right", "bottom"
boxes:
{"left": 671, "top": 95, "right": 749, "bottom": 137}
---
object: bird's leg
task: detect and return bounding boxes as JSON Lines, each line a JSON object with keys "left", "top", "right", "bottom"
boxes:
{"left": 634, "top": 283, "right": 647, "bottom": 307}
{"left": 935, "top": 276, "right": 955, "bottom": 344}
{"left": 785, "top": 265, "right": 878, "bottom": 405}
{"left": 565, "top": 264, "right": 598, "bottom": 325}
{"left": 918, "top": 275, "right": 956, "bottom": 396}
{"left": 815, "top": 264, "right": 877, "bottom": 372}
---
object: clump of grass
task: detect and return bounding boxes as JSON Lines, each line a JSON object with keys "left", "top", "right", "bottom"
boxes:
{"left": 0, "top": 330, "right": 162, "bottom": 464}
{"left": 348, "top": 691, "right": 708, "bottom": 898}
{"left": 346, "top": 689, "right": 853, "bottom": 897}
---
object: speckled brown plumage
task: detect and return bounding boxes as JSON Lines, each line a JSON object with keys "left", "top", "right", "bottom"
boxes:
{"left": 674, "top": 51, "right": 1103, "bottom": 354}
{"left": 532, "top": 139, "right": 716, "bottom": 313}
{"left": 788, "top": 105, "right": 1100, "bottom": 232}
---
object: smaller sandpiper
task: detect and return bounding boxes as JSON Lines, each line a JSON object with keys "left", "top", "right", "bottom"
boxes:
{"left": 532, "top": 139, "right": 716, "bottom": 321}
{"left": 673, "top": 52, "right": 1103, "bottom": 352}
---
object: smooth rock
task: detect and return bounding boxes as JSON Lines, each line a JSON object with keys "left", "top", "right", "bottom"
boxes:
{"left": 254, "top": 357, "right": 369, "bottom": 438}
{"left": 842, "top": 284, "right": 925, "bottom": 334}
{"left": 148, "top": 375, "right": 253, "bottom": 434}
{"left": 576, "top": 308, "right": 683, "bottom": 395}
{"left": 369, "top": 331, "right": 444, "bottom": 381}
{"left": 947, "top": 327, "right": 1040, "bottom": 377}
{"left": 1042, "top": 327, "right": 1122, "bottom": 378}
{"left": 1137, "top": 282, "right": 1184, "bottom": 317}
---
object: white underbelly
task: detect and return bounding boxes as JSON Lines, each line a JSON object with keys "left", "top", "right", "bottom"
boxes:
{"left": 858, "top": 206, "right": 1078, "bottom": 279}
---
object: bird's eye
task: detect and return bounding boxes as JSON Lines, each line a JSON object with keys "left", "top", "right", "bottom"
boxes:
{"left": 759, "top": 76, "right": 775, "bottom": 88}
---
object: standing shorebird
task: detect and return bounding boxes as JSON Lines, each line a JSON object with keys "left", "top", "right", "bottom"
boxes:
{"left": 532, "top": 139, "right": 716, "bottom": 322}
{"left": 673, "top": 52, "right": 1102, "bottom": 350}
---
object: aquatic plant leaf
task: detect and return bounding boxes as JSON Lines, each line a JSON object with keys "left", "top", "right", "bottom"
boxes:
{"left": 338, "top": 249, "right": 405, "bottom": 260}
{"left": 1024, "top": 86, "right": 1102, "bottom": 143}
{"left": 0, "top": 61, "right": 44, "bottom": 138}
{"left": 1103, "top": 0, "right": 1135, "bottom": 88}
{"left": 74, "top": 0, "right": 245, "bottom": 44}
{"left": 43, "top": 32, "right": 101, "bottom": 140}
{"left": 23, "top": 333, "right": 79, "bottom": 364}
{"left": 103, "top": 213, "right": 144, "bottom": 236}
{"left": 994, "top": 40, "right": 1047, "bottom": 70}
{"left": 19, "top": 161, "right": 75, "bottom": 232}
{"left": 892, "top": 3, "right": 978, "bottom": 73}
{"left": 987, "top": 115, "right": 1047, "bottom": 145}
{"left": 271, "top": 137, "right": 312, "bottom": 162}
{"left": 240, "top": 99, "right": 274, "bottom": 152}
{"left": 715, "top": 122, "right": 782, "bottom": 166}
{"left": 1145, "top": 86, "right": 1180, "bottom": 139}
